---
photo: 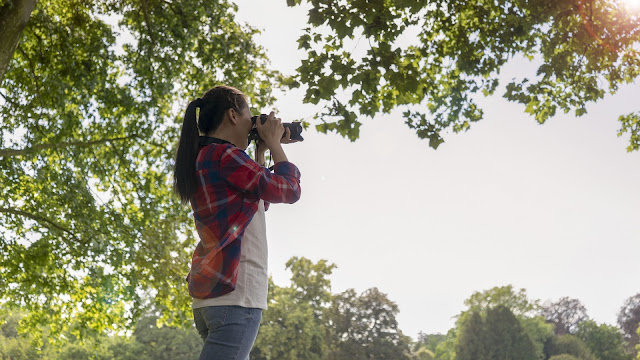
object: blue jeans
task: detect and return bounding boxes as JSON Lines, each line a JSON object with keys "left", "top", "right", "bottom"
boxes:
{"left": 193, "top": 306, "right": 262, "bottom": 360}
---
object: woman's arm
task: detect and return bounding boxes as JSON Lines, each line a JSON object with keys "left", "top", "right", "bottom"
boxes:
{"left": 220, "top": 146, "right": 301, "bottom": 204}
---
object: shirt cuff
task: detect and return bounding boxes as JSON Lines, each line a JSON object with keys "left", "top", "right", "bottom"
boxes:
{"left": 273, "top": 161, "right": 301, "bottom": 180}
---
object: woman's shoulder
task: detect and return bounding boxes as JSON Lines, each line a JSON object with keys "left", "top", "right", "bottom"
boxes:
{"left": 196, "top": 143, "right": 238, "bottom": 168}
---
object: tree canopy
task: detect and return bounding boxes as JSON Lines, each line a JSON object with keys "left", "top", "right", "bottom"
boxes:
{"left": 0, "top": 0, "right": 276, "bottom": 339}
{"left": 543, "top": 297, "right": 589, "bottom": 335}
{"left": 285, "top": 0, "right": 640, "bottom": 151}
{"left": 453, "top": 285, "right": 552, "bottom": 360}
{"left": 576, "top": 320, "right": 633, "bottom": 360}
{"left": 544, "top": 334, "right": 597, "bottom": 360}
{"left": 618, "top": 293, "right": 640, "bottom": 356}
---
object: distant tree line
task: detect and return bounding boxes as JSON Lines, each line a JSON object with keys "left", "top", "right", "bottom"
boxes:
{"left": 1, "top": 257, "right": 639, "bottom": 360}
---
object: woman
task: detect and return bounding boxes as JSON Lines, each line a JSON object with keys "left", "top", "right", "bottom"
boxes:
{"left": 173, "top": 85, "right": 301, "bottom": 359}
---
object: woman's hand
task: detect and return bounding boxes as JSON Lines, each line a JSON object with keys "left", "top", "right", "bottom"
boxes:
{"left": 256, "top": 111, "right": 285, "bottom": 149}
{"left": 255, "top": 111, "right": 289, "bottom": 164}
{"left": 280, "top": 127, "right": 298, "bottom": 144}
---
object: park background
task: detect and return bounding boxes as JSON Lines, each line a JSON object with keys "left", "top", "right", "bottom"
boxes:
{"left": 1, "top": 0, "right": 640, "bottom": 359}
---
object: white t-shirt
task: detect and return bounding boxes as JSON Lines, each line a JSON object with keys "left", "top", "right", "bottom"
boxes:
{"left": 192, "top": 200, "right": 268, "bottom": 310}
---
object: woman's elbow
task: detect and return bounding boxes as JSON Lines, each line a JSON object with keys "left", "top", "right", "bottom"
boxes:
{"left": 288, "top": 187, "right": 301, "bottom": 204}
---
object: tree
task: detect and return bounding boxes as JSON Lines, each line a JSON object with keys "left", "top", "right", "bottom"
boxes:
{"left": 464, "top": 285, "right": 540, "bottom": 317}
{"left": 484, "top": 305, "right": 538, "bottom": 360}
{"left": 130, "top": 315, "right": 201, "bottom": 360}
{"left": 325, "top": 287, "right": 413, "bottom": 360}
{"left": 455, "top": 312, "right": 488, "bottom": 360}
{"left": 456, "top": 285, "right": 552, "bottom": 359}
{"left": 543, "top": 297, "right": 589, "bottom": 335}
{"left": 0, "top": 304, "right": 203, "bottom": 359}
{"left": 545, "top": 334, "right": 597, "bottom": 360}
{"left": 0, "top": 0, "right": 37, "bottom": 83}
{"left": 575, "top": 320, "right": 632, "bottom": 360}
{"left": 414, "top": 332, "right": 446, "bottom": 359}
{"left": 252, "top": 257, "right": 335, "bottom": 360}
{"left": 0, "top": 311, "right": 40, "bottom": 359}
{"left": 0, "top": 0, "right": 276, "bottom": 339}
{"left": 284, "top": 256, "right": 336, "bottom": 315}
{"left": 455, "top": 306, "right": 537, "bottom": 360}
{"left": 637, "top": 325, "right": 640, "bottom": 360}
{"left": 285, "top": 0, "right": 640, "bottom": 151}
{"left": 549, "top": 355, "right": 580, "bottom": 360}
{"left": 252, "top": 283, "right": 326, "bottom": 360}
{"left": 433, "top": 328, "right": 457, "bottom": 360}
{"left": 619, "top": 293, "right": 640, "bottom": 355}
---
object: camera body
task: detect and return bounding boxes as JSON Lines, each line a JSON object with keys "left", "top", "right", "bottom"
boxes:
{"left": 249, "top": 114, "right": 304, "bottom": 142}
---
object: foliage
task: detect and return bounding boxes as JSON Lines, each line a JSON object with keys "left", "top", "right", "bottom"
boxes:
{"left": 548, "top": 355, "right": 580, "bottom": 360}
{"left": 285, "top": 0, "right": 640, "bottom": 151}
{"left": 432, "top": 328, "right": 457, "bottom": 360}
{"left": 545, "top": 334, "right": 597, "bottom": 360}
{"left": 456, "top": 285, "right": 552, "bottom": 359}
{"left": 130, "top": 315, "right": 202, "bottom": 360}
{"left": 576, "top": 320, "right": 632, "bottom": 360}
{"left": 463, "top": 285, "right": 541, "bottom": 317}
{"left": 543, "top": 297, "right": 589, "bottom": 335}
{"left": 637, "top": 325, "right": 640, "bottom": 360}
{"left": 619, "top": 293, "right": 640, "bottom": 355}
{"left": 414, "top": 332, "right": 446, "bottom": 359}
{"left": 521, "top": 316, "right": 557, "bottom": 359}
{"left": 415, "top": 347, "right": 435, "bottom": 360}
{"left": 0, "top": 310, "right": 50, "bottom": 357}
{"left": 252, "top": 257, "right": 335, "bottom": 360}
{"left": 455, "top": 311, "right": 487, "bottom": 360}
{"left": 1, "top": 274, "right": 638, "bottom": 359}
{"left": 0, "top": 320, "right": 40, "bottom": 360}
{"left": 487, "top": 305, "right": 538, "bottom": 360}
{"left": 0, "top": 308, "right": 202, "bottom": 359}
{"left": 415, "top": 332, "right": 446, "bottom": 352}
{"left": 0, "top": 0, "right": 276, "bottom": 339}
{"left": 253, "top": 257, "right": 415, "bottom": 360}
{"left": 325, "top": 287, "right": 414, "bottom": 360}
{"left": 455, "top": 306, "right": 537, "bottom": 360}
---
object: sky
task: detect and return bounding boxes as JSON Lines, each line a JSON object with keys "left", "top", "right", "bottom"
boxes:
{"left": 233, "top": 1, "right": 640, "bottom": 338}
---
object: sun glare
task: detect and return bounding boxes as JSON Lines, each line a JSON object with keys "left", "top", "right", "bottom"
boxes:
{"left": 622, "top": 0, "right": 640, "bottom": 10}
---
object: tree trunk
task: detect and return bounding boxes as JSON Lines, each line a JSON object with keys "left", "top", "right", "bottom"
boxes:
{"left": 0, "top": 0, "right": 37, "bottom": 85}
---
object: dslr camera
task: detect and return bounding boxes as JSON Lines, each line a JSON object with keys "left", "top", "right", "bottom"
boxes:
{"left": 249, "top": 114, "right": 304, "bottom": 142}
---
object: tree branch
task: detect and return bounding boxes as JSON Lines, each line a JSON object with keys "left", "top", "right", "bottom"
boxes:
{"left": 162, "top": 0, "right": 184, "bottom": 18}
{"left": 140, "top": 0, "right": 157, "bottom": 46}
{"left": 0, "top": 89, "right": 18, "bottom": 107}
{"left": 0, "top": 206, "right": 80, "bottom": 243}
{"left": 0, "top": 134, "right": 139, "bottom": 157}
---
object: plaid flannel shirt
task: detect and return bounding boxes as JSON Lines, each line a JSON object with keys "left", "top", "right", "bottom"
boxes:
{"left": 187, "top": 138, "right": 301, "bottom": 299}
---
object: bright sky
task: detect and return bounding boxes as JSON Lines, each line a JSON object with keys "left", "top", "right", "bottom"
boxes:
{"left": 234, "top": 1, "right": 640, "bottom": 338}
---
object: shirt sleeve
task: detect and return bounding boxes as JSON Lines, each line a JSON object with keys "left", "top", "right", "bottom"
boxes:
{"left": 219, "top": 146, "right": 301, "bottom": 204}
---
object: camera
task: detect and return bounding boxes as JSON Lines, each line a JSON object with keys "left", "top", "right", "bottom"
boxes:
{"left": 249, "top": 114, "right": 304, "bottom": 142}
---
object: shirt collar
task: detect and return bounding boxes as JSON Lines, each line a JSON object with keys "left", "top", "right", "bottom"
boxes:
{"left": 199, "top": 136, "right": 233, "bottom": 147}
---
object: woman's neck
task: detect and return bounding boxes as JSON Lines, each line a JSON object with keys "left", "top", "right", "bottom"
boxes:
{"left": 206, "top": 128, "right": 246, "bottom": 149}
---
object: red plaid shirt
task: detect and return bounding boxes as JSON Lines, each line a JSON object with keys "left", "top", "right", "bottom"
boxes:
{"left": 187, "top": 138, "right": 301, "bottom": 299}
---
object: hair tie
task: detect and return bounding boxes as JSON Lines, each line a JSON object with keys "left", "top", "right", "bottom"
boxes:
{"left": 193, "top": 98, "right": 204, "bottom": 108}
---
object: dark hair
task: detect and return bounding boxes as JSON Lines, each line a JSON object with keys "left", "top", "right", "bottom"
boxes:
{"left": 173, "top": 85, "right": 248, "bottom": 204}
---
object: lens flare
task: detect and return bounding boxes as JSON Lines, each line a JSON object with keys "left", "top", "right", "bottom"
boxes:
{"left": 622, "top": 0, "right": 640, "bottom": 10}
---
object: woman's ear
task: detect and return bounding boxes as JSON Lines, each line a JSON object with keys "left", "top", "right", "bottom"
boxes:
{"left": 227, "top": 108, "right": 239, "bottom": 125}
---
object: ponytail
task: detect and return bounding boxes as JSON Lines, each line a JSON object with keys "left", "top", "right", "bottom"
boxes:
{"left": 173, "top": 86, "right": 248, "bottom": 204}
{"left": 174, "top": 98, "right": 204, "bottom": 204}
